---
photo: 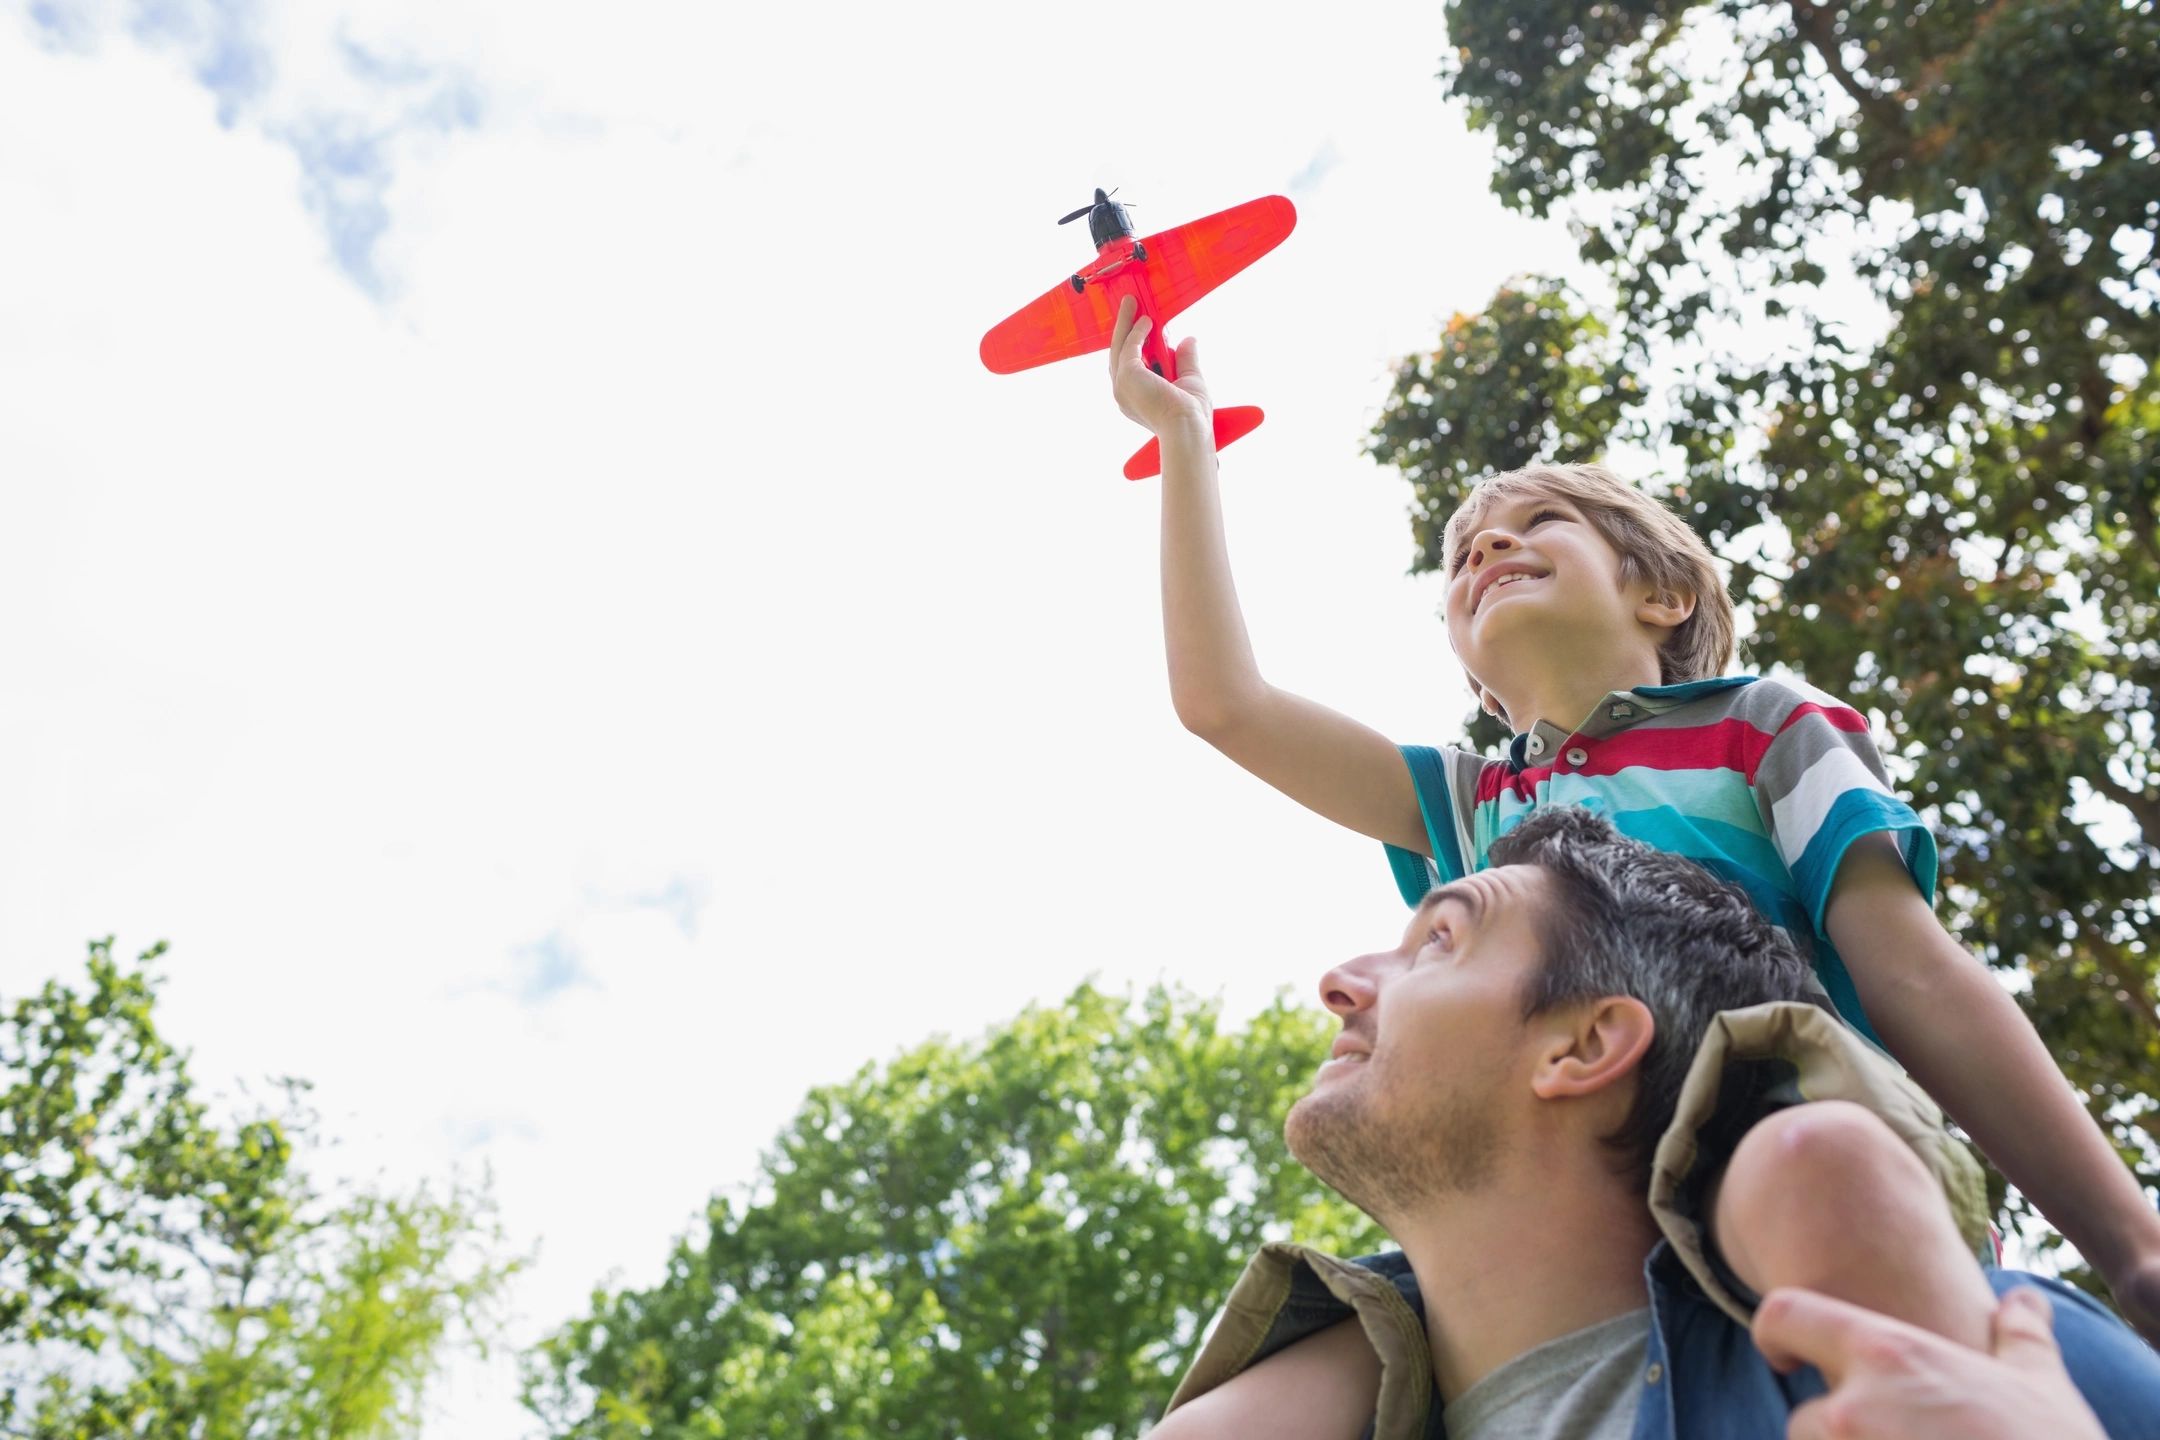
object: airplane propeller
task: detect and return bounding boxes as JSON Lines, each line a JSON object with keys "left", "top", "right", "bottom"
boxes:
{"left": 1058, "top": 188, "right": 1119, "bottom": 225}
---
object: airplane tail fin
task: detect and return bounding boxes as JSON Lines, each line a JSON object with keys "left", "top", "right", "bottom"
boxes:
{"left": 1123, "top": 405, "right": 1266, "bottom": 481}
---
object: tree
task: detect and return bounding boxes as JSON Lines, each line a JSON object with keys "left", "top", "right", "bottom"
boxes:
{"left": 1371, "top": 0, "right": 2158, "bottom": 1251}
{"left": 0, "top": 939, "right": 517, "bottom": 1438}
{"left": 522, "top": 984, "right": 1384, "bottom": 1439}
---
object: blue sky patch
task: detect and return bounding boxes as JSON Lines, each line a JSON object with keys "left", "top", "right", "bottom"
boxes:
{"left": 129, "top": 0, "right": 271, "bottom": 126}
{"left": 1287, "top": 139, "right": 1343, "bottom": 196}
{"left": 507, "top": 932, "right": 599, "bottom": 1006}
{"left": 631, "top": 876, "right": 707, "bottom": 940}
{"left": 24, "top": 1, "right": 485, "bottom": 296}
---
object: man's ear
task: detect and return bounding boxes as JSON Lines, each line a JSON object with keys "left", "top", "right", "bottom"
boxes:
{"left": 1636, "top": 584, "right": 1697, "bottom": 634}
{"left": 1530, "top": 997, "right": 1655, "bottom": 1101}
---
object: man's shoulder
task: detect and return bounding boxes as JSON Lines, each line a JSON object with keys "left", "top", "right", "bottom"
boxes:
{"left": 1989, "top": 1270, "right": 2160, "bottom": 1364}
{"left": 1985, "top": 1271, "right": 2160, "bottom": 1437}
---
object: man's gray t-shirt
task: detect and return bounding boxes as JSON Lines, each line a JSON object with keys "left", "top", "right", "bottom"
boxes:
{"left": 1438, "top": 1308, "right": 1651, "bottom": 1440}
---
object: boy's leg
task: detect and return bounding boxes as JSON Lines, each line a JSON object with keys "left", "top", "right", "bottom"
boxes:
{"left": 1714, "top": 1099, "right": 1997, "bottom": 1352}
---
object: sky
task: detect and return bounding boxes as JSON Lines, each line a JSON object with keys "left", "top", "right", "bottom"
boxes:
{"left": 0, "top": 2, "right": 1586, "bottom": 1432}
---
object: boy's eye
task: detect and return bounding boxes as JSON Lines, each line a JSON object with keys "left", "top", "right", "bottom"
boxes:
{"left": 1449, "top": 548, "right": 1470, "bottom": 576}
{"left": 1527, "top": 508, "right": 1565, "bottom": 527}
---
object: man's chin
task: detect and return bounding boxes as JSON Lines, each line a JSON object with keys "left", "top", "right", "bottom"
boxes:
{"left": 1284, "top": 1088, "right": 1362, "bottom": 1194}
{"left": 1285, "top": 1072, "right": 1501, "bottom": 1221}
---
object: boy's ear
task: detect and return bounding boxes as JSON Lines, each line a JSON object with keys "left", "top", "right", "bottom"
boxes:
{"left": 1636, "top": 585, "right": 1697, "bottom": 634}
{"left": 1530, "top": 997, "right": 1655, "bottom": 1102}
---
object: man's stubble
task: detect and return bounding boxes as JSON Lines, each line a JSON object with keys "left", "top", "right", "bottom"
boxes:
{"left": 1284, "top": 1055, "right": 1506, "bottom": 1225}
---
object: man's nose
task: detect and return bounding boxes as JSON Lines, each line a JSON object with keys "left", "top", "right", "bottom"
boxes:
{"left": 1319, "top": 954, "right": 1381, "bottom": 1017}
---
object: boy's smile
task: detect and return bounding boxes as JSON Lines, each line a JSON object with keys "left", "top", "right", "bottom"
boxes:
{"left": 1444, "top": 495, "right": 1627, "bottom": 643}
{"left": 1469, "top": 561, "right": 1551, "bottom": 614}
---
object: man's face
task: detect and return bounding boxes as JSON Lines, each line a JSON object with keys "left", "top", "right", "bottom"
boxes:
{"left": 1284, "top": 864, "right": 1553, "bottom": 1222}
{"left": 1442, "top": 491, "right": 1637, "bottom": 694}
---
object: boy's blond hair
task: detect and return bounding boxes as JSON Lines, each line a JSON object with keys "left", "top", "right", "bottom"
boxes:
{"left": 1442, "top": 463, "right": 1736, "bottom": 704}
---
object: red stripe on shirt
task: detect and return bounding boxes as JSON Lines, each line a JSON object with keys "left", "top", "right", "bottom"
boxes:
{"left": 1477, "top": 708, "right": 1862, "bottom": 800}
{"left": 1774, "top": 702, "right": 1869, "bottom": 737}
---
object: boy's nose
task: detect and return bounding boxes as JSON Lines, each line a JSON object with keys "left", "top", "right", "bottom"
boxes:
{"left": 1472, "top": 532, "right": 1515, "bottom": 568}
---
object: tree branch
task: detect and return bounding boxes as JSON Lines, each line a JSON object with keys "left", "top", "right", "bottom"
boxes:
{"left": 1787, "top": 0, "right": 1905, "bottom": 132}
{"left": 1895, "top": 0, "right": 2017, "bottom": 103}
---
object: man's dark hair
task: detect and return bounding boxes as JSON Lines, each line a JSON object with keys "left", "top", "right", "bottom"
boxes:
{"left": 1485, "top": 807, "right": 1818, "bottom": 1191}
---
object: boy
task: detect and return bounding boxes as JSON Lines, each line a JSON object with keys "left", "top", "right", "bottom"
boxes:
{"left": 1104, "top": 298, "right": 2160, "bottom": 1428}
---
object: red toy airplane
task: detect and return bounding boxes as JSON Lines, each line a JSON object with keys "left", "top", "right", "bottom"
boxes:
{"left": 979, "top": 188, "right": 1297, "bottom": 480}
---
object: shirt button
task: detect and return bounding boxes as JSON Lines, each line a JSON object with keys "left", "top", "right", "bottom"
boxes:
{"left": 1525, "top": 736, "right": 1546, "bottom": 756}
{"left": 1565, "top": 747, "right": 1589, "bottom": 767}
{"left": 1644, "top": 1363, "right": 1663, "bottom": 1385}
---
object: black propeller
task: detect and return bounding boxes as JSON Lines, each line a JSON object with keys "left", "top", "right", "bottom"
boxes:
{"left": 1058, "top": 187, "right": 1117, "bottom": 225}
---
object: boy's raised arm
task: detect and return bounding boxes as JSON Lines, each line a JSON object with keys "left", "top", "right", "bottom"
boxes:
{"left": 1108, "top": 297, "right": 1427, "bottom": 857}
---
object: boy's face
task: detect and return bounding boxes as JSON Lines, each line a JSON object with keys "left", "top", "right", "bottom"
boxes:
{"left": 1442, "top": 490, "right": 1638, "bottom": 698}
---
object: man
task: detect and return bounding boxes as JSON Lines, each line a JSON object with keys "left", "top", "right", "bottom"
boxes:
{"left": 1155, "top": 809, "right": 2159, "bottom": 1439}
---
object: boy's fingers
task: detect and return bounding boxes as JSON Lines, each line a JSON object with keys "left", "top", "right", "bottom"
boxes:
{"left": 1175, "top": 335, "right": 1200, "bottom": 374}
{"left": 1109, "top": 296, "right": 1134, "bottom": 367}
{"left": 1109, "top": 305, "right": 1154, "bottom": 378}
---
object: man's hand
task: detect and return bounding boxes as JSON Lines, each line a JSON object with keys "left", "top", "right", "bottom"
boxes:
{"left": 1109, "top": 295, "right": 1210, "bottom": 437}
{"left": 1751, "top": 1285, "right": 2105, "bottom": 1440}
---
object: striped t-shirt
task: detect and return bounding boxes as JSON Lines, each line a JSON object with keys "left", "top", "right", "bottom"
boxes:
{"left": 1383, "top": 675, "right": 1937, "bottom": 1046}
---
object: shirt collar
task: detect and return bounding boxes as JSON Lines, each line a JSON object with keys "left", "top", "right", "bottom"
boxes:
{"left": 1504, "top": 675, "right": 1759, "bottom": 772}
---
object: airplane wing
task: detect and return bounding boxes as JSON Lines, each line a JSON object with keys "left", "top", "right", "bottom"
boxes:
{"left": 978, "top": 274, "right": 1126, "bottom": 375}
{"left": 1134, "top": 195, "right": 1297, "bottom": 330}
{"left": 978, "top": 195, "right": 1296, "bottom": 375}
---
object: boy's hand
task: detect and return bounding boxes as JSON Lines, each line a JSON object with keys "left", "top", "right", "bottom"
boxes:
{"left": 1109, "top": 295, "right": 1211, "bottom": 438}
{"left": 2106, "top": 1245, "right": 2160, "bottom": 1347}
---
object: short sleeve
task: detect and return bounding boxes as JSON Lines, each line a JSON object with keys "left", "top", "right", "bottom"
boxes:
{"left": 1384, "top": 745, "right": 1469, "bottom": 907}
{"left": 1751, "top": 700, "right": 1938, "bottom": 936}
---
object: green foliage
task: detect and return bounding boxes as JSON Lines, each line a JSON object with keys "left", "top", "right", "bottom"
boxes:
{"left": 0, "top": 940, "right": 518, "bottom": 1439}
{"left": 1370, "top": 280, "right": 1634, "bottom": 577}
{"left": 1375, "top": 0, "right": 2158, "bottom": 1245}
{"left": 1368, "top": 280, "right": 1633, "bottom": 751}
{"left": 522, "top": 984, "right": 1384, "bottom": 1439}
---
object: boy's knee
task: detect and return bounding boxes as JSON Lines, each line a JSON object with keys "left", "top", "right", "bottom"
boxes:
{"left": 1717, "top": 1101, "right": 1996, "bottom": 1347}
{"left": 1722, "top": 1101, "right": 1940, "bottom": 1244}
{"left": 1719, "top": 1105, "right": 1961, "bottom": 1286}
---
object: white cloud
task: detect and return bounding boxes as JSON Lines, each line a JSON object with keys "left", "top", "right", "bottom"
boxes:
{"left": 0, "top": 4, "right": 1583, "bottom": 1434}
